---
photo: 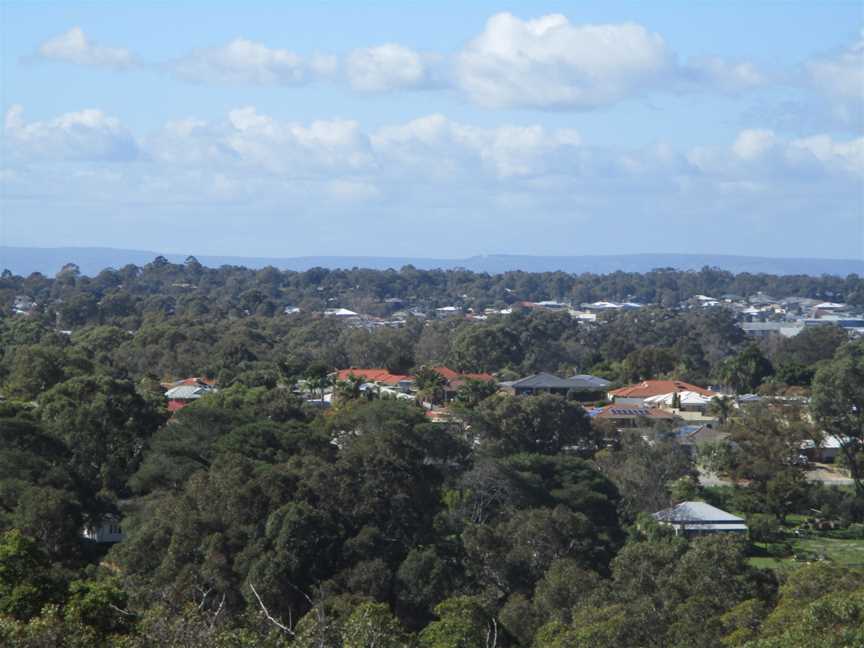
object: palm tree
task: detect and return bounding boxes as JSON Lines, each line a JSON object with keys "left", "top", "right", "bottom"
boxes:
{"left": 335, "top": 374, "right": 364, "bottom": 402}
{"left": 414, "top": 366, "right": 447, "bottom": 407}
{"left": 708, "top": 395, "right": 734, "bottom": 426}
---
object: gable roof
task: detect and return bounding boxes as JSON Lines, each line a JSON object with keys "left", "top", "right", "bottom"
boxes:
{"left": 501, "top": 372, "right": 607, "bottom": 391}
{"left": 165, "top": 384, "right": 213, "bottom": 400}
{"left": 610, "top": 380, "right": 717, "bottom": 399}
{"left": 653, "top": 501, "right": 744, "bottom": 524}
{"left": 161, "top": 376, "right": 216, "bottom": 390}
{"left": 503, "top": 372, "right": 587, "bottom": 390}
{"left": 335, "top": 368, "right": 412, "bottom": 385}
{"left": 431, "top": 366, "right": 495, "bottom": 384}
{"left": 569, "top": 374, "right": 612, "bottom": 389}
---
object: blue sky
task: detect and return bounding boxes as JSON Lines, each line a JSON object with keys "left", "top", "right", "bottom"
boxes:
{"left": 1, "top": 1, "right": 862, "bottom": 259}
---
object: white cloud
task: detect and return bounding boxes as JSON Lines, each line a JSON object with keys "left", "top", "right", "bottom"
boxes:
{"left": 689, "top": 128, "right": 863, "bottom": 179}
{"left": 173, "top": 38, "right": 333, "bottom": 85}
{"left": 732, "top": 129, "right": 777, "bottom": 159}
{"left": 372, "top": 114, "right": 581, "bottom": 177}
{"left": 5, "top": 107, "right": 861, "bottom": 257}
{"left": 804, "top": 34, "right": 864, "bottom": 128}
{"left": 4, "top": 104, "right": 139, "bottom": 161}
{"left": 453, "top": 12, "right": 767, "bottom": 109}
{"left": 682, "top": 57, "right": 765, "bottom": 93}
{"left": 789, "top": 135, "right": 864, "bottom": 174}
{"left": 455, "top": 13, "right": 673, "bottom": 109}
{"left": 346, "top": 43, "right": 437, "bottom": 92}
{"left": 5, "top": 106, "right": 861, "bottom": 246}
{"left": 37, "top": 27, "right": 134, "bottom": 68}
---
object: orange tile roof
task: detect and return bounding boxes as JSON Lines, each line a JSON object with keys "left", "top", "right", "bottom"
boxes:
{"left": 335, "top": 369, "right": 412, "bottom": 385}
{"left": 609, "top": 380, "right": 717, "bottom": 399}
{"left": 432, "top": 366, "right": 495, "bottom": 386}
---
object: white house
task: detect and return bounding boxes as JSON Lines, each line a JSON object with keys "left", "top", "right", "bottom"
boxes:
{"left": 83, "top": 516, "right": 124, "bottom": 543}
{"left": 653, "top": 501, "right": 748, "bottom": 537}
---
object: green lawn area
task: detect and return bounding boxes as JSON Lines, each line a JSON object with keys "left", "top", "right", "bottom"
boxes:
{"left": 749, "top": 534, "right": 864, "bottom": 571}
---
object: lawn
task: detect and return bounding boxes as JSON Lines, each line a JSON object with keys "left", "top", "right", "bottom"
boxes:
{"left": 749, "top": 533, "right": 864, "bottom": 571}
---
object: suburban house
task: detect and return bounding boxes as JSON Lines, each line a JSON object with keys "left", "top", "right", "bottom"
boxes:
{"left": 653, "top": 501, "right": 748, "bottom": 537}
{"left": 434, "top": 306, "right": 462, "bottom": 318}
{"left": 500, "top": 372, "right": 610, "bottom": 399}
{"left": 334, "top": 368, "right": 414, "bottom": 394}
{"left": 643, "top": 390, "right": 715, "bottom": 413}
{"left": 334, "top": 366, "right": 494, "bottom": 403}
{"left": 82, "top": 515, "right": 124, "bottom": 544}
{"left": 324, "top": 307, "right": 360, "bottom": 319}
{"left": 609, "top": 380, "right": 718, "bottom": 406}
{"left": 588, "top": 403, "right": 679, "bottom": 428}
{"left": 675, "top": 424, "right": 729, "bottom": 456}
{"left": 801, "top": 434, "right": 844, "bottom": 463}
{"left": 12, "top": 295, "right": 37, "bottom": 315}
{"left": 163, "top": 377, "right": 217, "bottom": 412}
{"left": 429, "top": 366, "right": 496, "bottom": 401}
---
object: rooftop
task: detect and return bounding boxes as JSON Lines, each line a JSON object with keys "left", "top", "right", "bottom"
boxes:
{"left": 653, "top": 501, "right": 745, "bottom": 524}
{"left": 610, "top": 380, "right": 717, "bottom": 399}
{"left": 502, "top": 372, "right": 603, "bottom": 391}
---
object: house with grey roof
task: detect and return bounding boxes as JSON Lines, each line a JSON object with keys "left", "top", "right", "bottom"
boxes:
{"left": 653, "top": 501, "right": 748, "bottom": 537}
{"left": 500, "top": 372, "right": 609, "bottom": 400}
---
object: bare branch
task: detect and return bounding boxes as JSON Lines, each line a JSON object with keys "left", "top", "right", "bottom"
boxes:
{"left": 486, "top": 617, "right": 498, "bottom": 648}
{"left": 249, "top": 583, "right": 295, "bottom": 636}
{"left": 108, "top": 603, "right": 136, "bottom": 618}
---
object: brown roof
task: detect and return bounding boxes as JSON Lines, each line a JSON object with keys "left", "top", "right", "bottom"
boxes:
{"left": 609, "top": 380, "right": 717, "bottom": 399}
{"left": 592, "top": 403, "right": 678, "bottom": 420}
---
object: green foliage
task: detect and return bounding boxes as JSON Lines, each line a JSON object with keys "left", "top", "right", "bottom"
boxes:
{"left": 811, "top": 340, "right": 864, "bottom": 494}
{"left": 38, "top": 376, "right": 165, "bottom": 494}
{"left": 418, "top": 596, "right": 491, "bottom": 648}
{"left": 0, "top": 262, "right": 860, "bottom": 645}
{"left": 461, "top": 393, "right": 598, "bottom": 456}
{"left": 0, "top": 530, "right": 61, "bottom": 620}
{"left": 719, "top": 344, "right": 774, "bottom": 393}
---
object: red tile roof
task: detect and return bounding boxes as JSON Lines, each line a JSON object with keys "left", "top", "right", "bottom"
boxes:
{"left": 609, "top": 380, "right": 717, "bottom": 399}
{"left": 335, "top": 369, "right": 413, "bottom": 385}
{"left": 432, "top": 366, "right": 495, "bottom": 387}
{"left": 160, "top": 376, "right": 216, "bottom": 390}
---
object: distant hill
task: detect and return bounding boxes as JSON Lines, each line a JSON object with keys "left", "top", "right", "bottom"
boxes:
{"left": 1, "top": 246, "right": 862, "bottom": 277}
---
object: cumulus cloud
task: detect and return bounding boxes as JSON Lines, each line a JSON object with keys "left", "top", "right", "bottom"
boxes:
{"left": 804, "top": 34, "right": 864, "bottom": 128}
{"left": 173, "top": 38, "right": 336, "bottom": 85}
{"left": 455, "top": 13, "right": 673, "bottom": 109}
{"left": 345, "top": 43, "right": 439, "bottom": 91}
{"left": 689, "top": 128, "right": 863, "bottom": 178}
{"left": 32, "top": 15, "right": 770, "bottom": 110}
{"left": 732, "top": 129, "right": 777, "bottom": 160}
{"left": 4, "top": 104, "right": 139, "bottom": 161}
{"left": 37, "top": 27, "right": 135, "bottom": 68}
{"left": 681, "top": 57, "right": 765, "bottom": 94}
{"left": 5, "top": 106, "right": 862, "bottom": 257}
{"left": 373, "top": 114, "right": 581, "bottom": 177}
{"left": 452, "top": 12, "right": 766, "bottom": 109}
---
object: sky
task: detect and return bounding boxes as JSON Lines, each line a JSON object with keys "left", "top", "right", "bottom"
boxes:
{"left": 1, "top": 0, "right": 863, "bottom": 260}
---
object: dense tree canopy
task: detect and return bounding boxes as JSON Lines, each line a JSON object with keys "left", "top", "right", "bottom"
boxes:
{"left": 0, "top": 260, "right": 862, "bottom": 646}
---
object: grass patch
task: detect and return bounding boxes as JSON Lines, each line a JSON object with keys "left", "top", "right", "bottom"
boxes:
{"left": 748, "top": 533, "right": 864, "bottom": 572}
